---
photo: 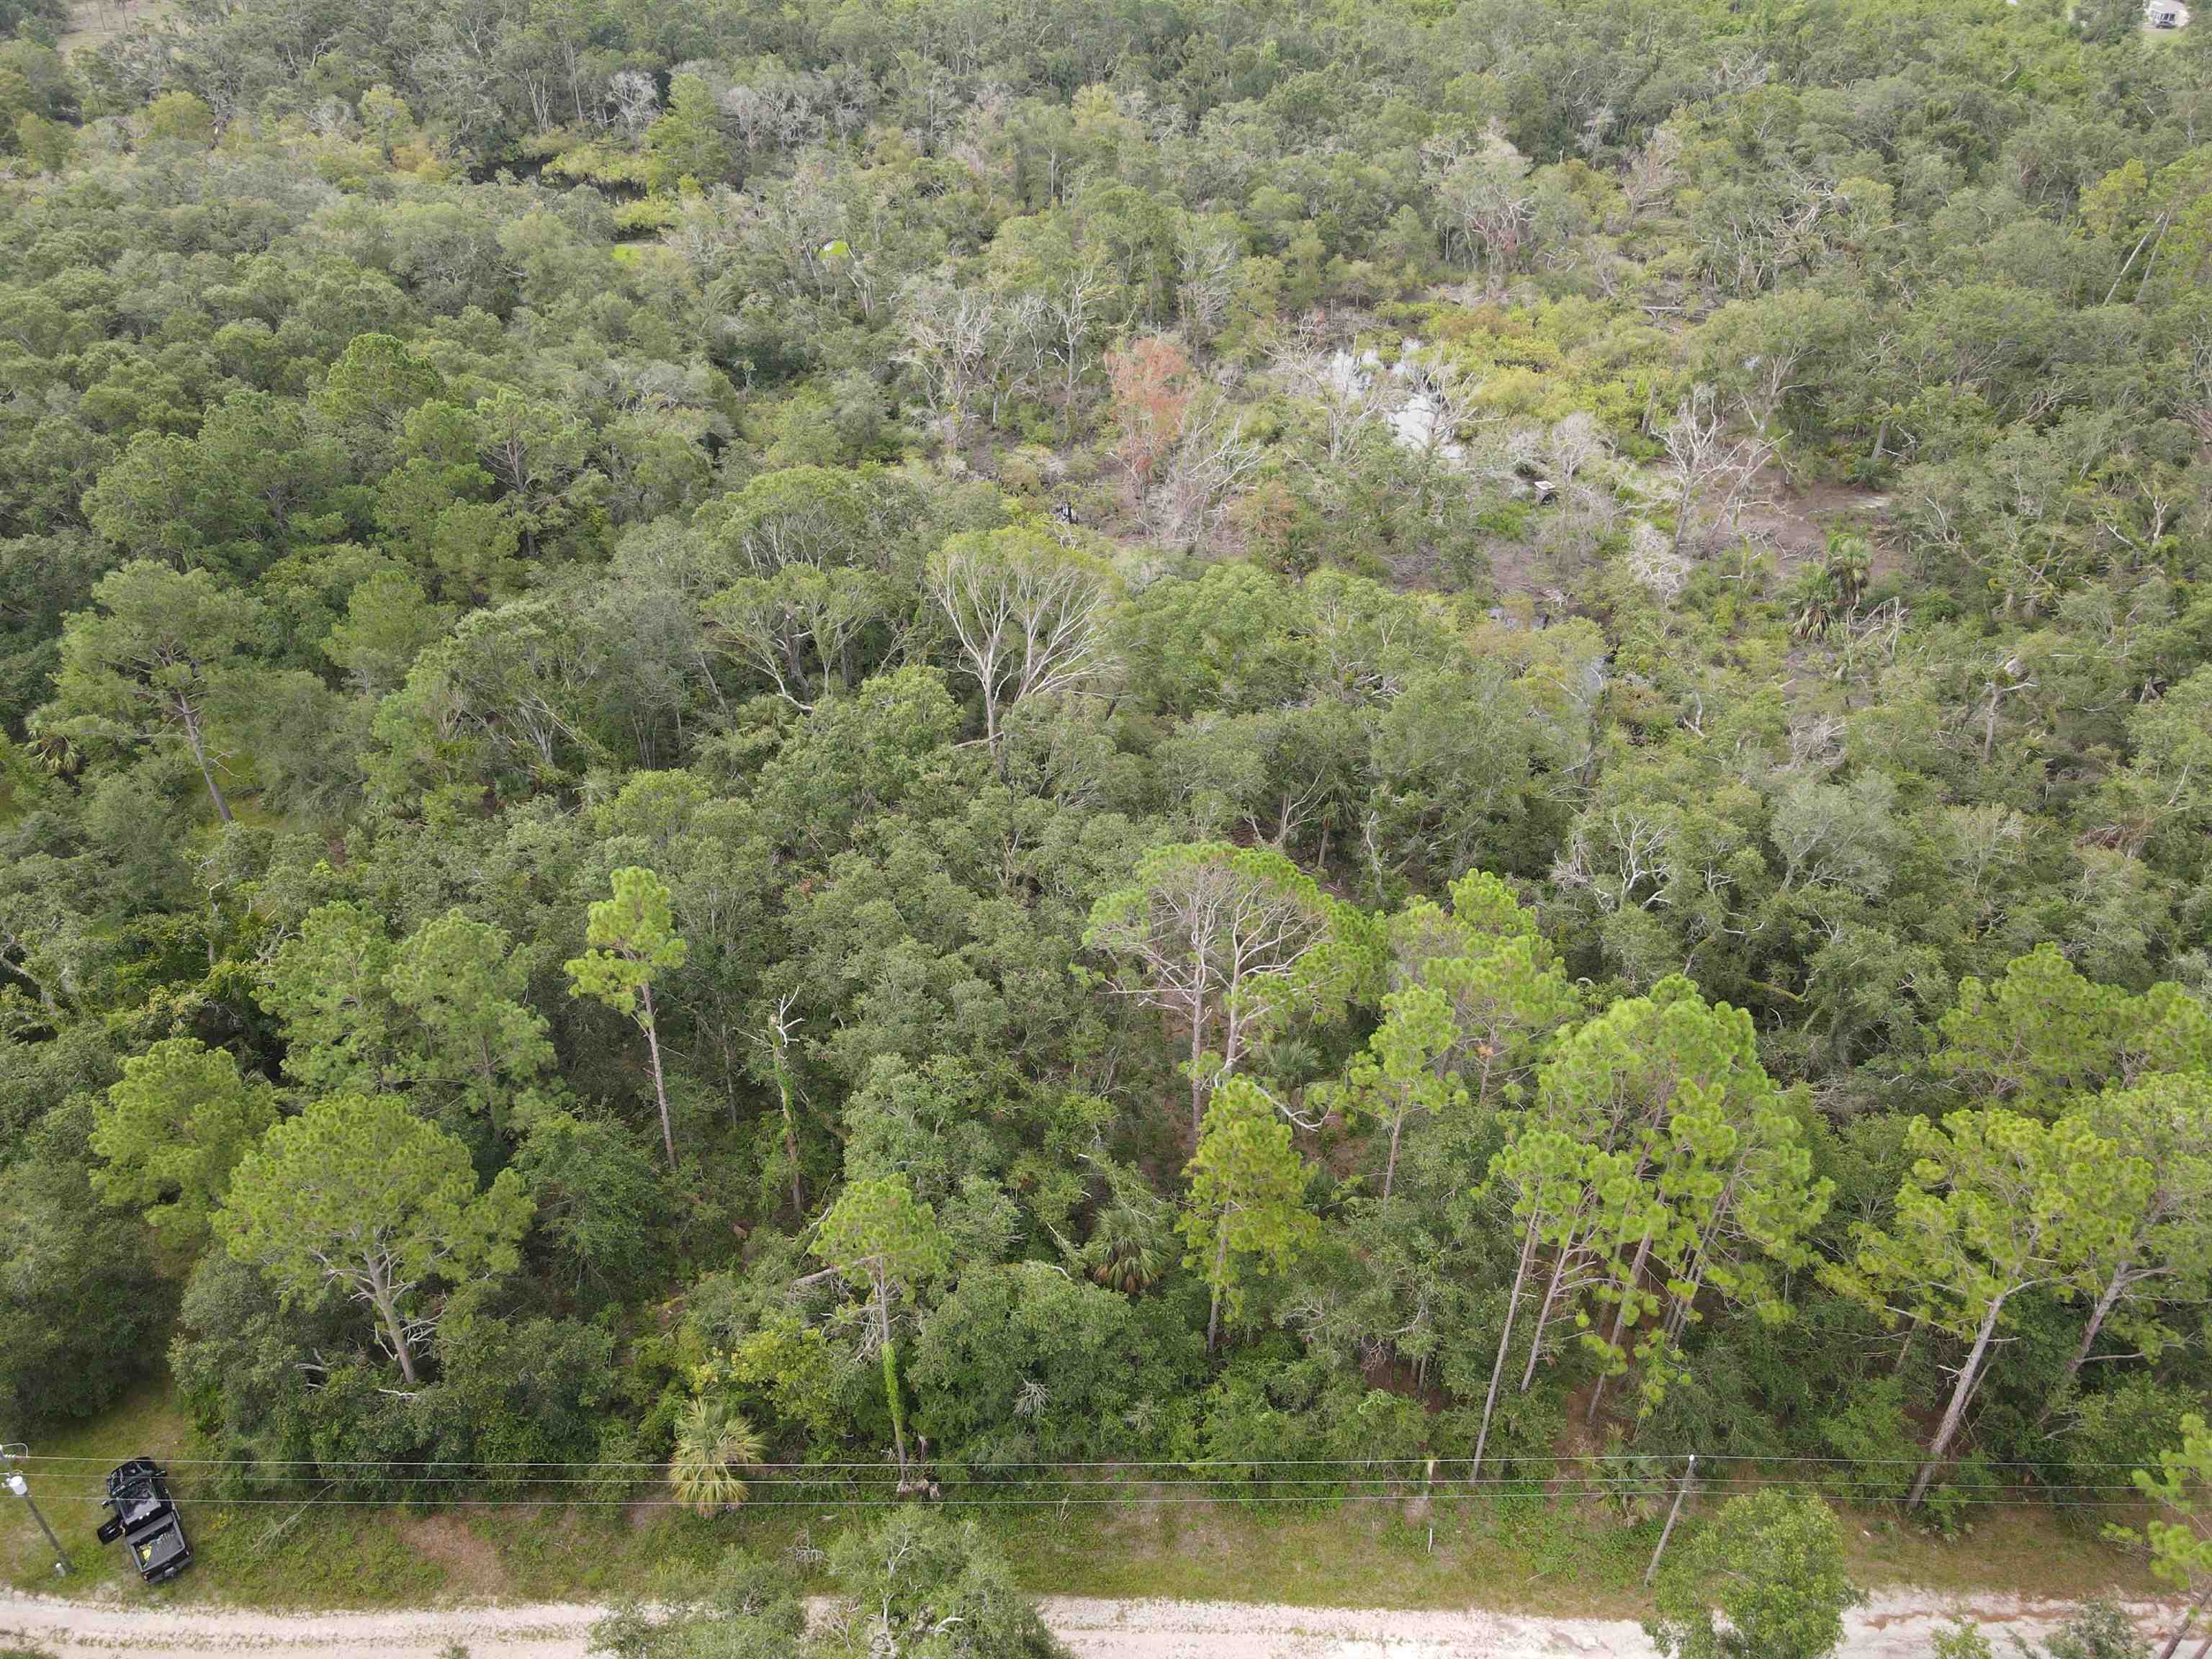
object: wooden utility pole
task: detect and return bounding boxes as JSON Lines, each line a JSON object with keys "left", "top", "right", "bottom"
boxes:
{"left": 6, "top": 1467, "right": 68, "bottom": 1578}
{"left": 1644, "top": 1455, "right": 1696, "bottom": 1587}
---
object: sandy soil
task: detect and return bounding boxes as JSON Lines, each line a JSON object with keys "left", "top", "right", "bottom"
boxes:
{"left": 1730, "top": 467, "right": 1894, "bottom": 580}
{"left": 58, "top": 0, "right": 172, "bottom": 56}
{"left": 0, "top": 1590, "right": 2182, "bottom": 1658}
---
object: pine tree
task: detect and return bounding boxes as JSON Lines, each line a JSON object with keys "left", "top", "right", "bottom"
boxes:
{"left": 1179, "top": 1076, "right": 1319, "bottom": 1353}
{"left": 567, "top": 867, "right": 688, "bottom": 1169}
{"left": 220, "top": 1094, "right": 530, "bottom": 1385}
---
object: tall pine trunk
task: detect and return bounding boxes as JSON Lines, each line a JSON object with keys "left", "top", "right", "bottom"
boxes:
{"left": 1588, "top": 1227, "right": 1657, "bottom": 1426}
{"left": 640, "top": 982, "right": 676, "bottom": 1171}
{"left": 180, "top": 701, "right": 233, "bottom": 824}
{"left": 770, "top": 1041, "right": 804, "bottom": 1218}
{"left": 2158, "top": 1581, "right": 2212, "bottom": 1659}
{"left": 1522, "top": 1246, "right": 1575, "bottom": 1392}
{"left": 1473, "top": 1214, "right": 1539, "bottom": 1480}
{"left": 374, "top": 1287, "right": 418, "bottom": 1386}
{"left": 1205, "top": 1226, "right": 1230, "bottom": 1353}
{"left": 1189, "top": 977, "right": 1210, "bottom": 1143}
{"left": 781, "top": 1094, "right": 804, "bottom": 1217}
{"left": 2056, "top": 1263, "right": 2132, "bottom": 1398}
{"left": 1381, "top": 1110, "right": 1406, "bottom": 1202}
{"left": 875, "top": 1280, "right": 911, "bottom": 1487}
{"left": 1909, "top": 1295, "right": 2008, "bottom": 1509}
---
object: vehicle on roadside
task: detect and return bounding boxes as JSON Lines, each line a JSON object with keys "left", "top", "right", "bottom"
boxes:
{"left": 94, "top": 1457, "right": 192, "bottom": 1584}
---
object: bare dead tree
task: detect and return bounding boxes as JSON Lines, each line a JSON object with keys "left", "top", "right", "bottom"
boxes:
{"left": 1659, "top": 384, "right": 1776, "bottom": 555}
{"left": 763, "top": 992, "right": 806, "bottom": 1216}
{"left": 979, "top": 288, "right": 1048, "bottom": 428}
{"left": 1270, "top": 331, "right": 1407, "bottom": 465}
{"left": 1086, "top": 848, "right": 1339, "bottom": 1140}
{"left": 1144, "top": 389, "right": 1264, "bottom": 549}
{"left": 1043, "top": 254, "right": 1113, "bottom": 439}
{"left": 1175, "top": 222, "right": 1241, "bottom": 349}
{"left": 925, "top": 533, "right": 1116, "bottom": 768}
{"left": 1622, "top": 127, "right": 1683, "bottom": 223}
{"left": 895, "top": 274, "right": 995, "bottom": 445}
{"left": 1550, "top": 806, "right": 1679, "bottom": 914}
{"left": 607, "top": 69, "right": 659, "bottom": 136}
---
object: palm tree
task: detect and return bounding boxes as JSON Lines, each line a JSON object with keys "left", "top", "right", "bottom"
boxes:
{"left": 1791, "top": 531, "right": 1874, "bottom": 642}
{"left": 1788, "top": 569, "right": 1840, "bottom": 641}
{"left": 1825, "top": 531, "right": 1872, "bottom": 611}
{"left": 667, "top": 1398, "right": 765, "bottom": 1515}
{"left": 1080, "top": 1180, "right": 1173, "bottom": 1295}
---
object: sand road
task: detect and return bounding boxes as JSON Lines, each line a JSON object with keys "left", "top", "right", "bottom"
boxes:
{"left": 0, "top": 1589, "right": 2180, "bottom": 1658}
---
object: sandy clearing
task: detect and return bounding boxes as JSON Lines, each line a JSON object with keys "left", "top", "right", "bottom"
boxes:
{"left": 0, "top": 1590, "right": 2179, "bottom": 1658}
{"left": 1039, "top": 1593, "right": 2172, "bottom": 1657}
{"left": 0, "top": 1593, "right": 604, "bottom": 1658}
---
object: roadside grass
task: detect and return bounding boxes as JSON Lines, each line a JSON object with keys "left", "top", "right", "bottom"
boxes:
{"left": 1835, "top": 1504, "right": 2157, "bottom": 1604}
{"left": 6, "top": 1386, "right": 2164, "bottom": 1614}
{"left": 4, "top": 1385, "right": 187, "bottom": 1588}
{"left": 981, "top": 1493, "right": 1656, "bottom": 1612}
{"left": 985, "top": 1492, "right": 2159, "bottom": 1614}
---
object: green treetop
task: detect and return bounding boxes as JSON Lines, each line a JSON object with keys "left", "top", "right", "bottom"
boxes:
{"left": 2051, "top": 1074, "right": 2212, "bottom": 1403}
{"left": 567, "top": 866, "right": 688, "bottom": 1169}
{"left": 1647, "top": 1491, "right": 1863, "bottom": 1659}
{"left": 644, "top": 73, "right": 734, "bottom": 194}
{"left": 220, "top": 1092, "right": 530, "bottom": 1386}
{"left": 1179, "top": 1074, "right": 1319, "bottom": 1353}
{"left": 2119, "top": 1413, "right": 2212, "bottom": 1637}
{"left": 821, "top": 1510, "right": 1070, "bottom": 1659}
{"left": 814, "top": 1174, "right": 950, "bottom": 1487}
{"left": 1334, "top": 979, "right": 1465, "bottom": 1204}
{"left": 1932, "top": 943, "right": 2211, "bottom": 1112}
{"left": 389, "top": 909, "right": 554, "bottom": 1138}
{"left": 91, "top": 1036, "right": 278, "bottom": 1256}
{"left": 37, "top": 560, "right": 262, "bottom": 826}
{"left": 257, "top": 901, "right": 400, "bottom": 1093}
{"left": 1840, "top": 1107, "right": 2109, "bottom": 1508}
{"left": 1521, "top": 978, "right": 1830, "bottom": 1426}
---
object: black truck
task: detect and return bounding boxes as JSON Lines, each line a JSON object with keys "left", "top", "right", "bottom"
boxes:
{"left": 94, "top": 1457, "right": 192, "bottom": 1583}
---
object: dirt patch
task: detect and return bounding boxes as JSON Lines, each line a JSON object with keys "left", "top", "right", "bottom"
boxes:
{"left": 58, "top": 0, "right": 172, "bottom": 55}
{"left": 1734, "top": 468, "right": 1896, "bottom": 579}
{"left": 1482, "top": 530, "right": 1551, "bottom": 603}
{"left": 400, "top": 1514, "right": 511, "bottom": 1602}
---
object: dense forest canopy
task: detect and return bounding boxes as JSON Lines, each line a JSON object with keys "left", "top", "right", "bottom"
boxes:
{"left": 4, "top": 0, "right": 2212, "bottom": 1560}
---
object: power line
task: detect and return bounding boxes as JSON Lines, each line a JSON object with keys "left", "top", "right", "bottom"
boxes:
{"left": 13, "top": 1478, "right": 2159, "bottom": 1503}
{"left": 7, "top": 1452, "right": 1637, "bottom": 1469}
{"left": 17, "top": 1488, "right": 2162, "bottom": 1511}
{"left": 4, "top": 1450, "right": 2173, "bottom": 1470}
{"left": 4, "top": 1477, "right": 2162, "bottom": 1501}
{"left": 9, "top": 1446, "right": 2162, "bottom": 1524}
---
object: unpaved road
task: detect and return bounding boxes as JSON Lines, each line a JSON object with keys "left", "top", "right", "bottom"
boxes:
{"left": 0, "top": 1591, "right": 2180, "bottom": 1658}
